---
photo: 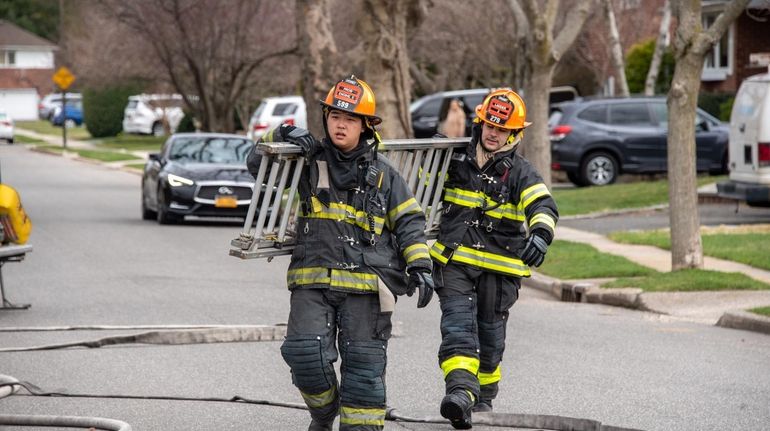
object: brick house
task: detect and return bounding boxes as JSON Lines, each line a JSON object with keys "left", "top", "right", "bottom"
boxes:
{"left": 556, "top": 0, "right": 770, "bottom": 96}
{"left": 0, "top": 20, "right": 57, "bottom": 120}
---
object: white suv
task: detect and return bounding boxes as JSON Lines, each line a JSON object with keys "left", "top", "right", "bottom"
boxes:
{"left": 123, "top": 94, "right": 185, "bottom": 136}
{"left": 246, "top": 96, "right": 307, "bottom": 141}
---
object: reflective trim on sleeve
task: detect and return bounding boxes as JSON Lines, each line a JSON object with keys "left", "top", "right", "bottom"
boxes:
{"left": 440, "top": 355, "right": 480, "bottom": 378}
{"left": 340, "top": 406, "right": 386, "bottom": 426}
{"left": 387, "top": 197, "right": 422, "bottom": 224}
{"left": 300, "top": 386, "right": 337, "bottom": 408}
{"left": 287, "top": 267, "right": 331, "bottom": 287}
{"left": 303, "top": 197, "right": 385, "bottom": 235}
{"left": 404, "top": 243, "right": 430, "bottom": 264}
{"left": 429, "top": 242, "right": 450, "bottom": 264}
{"left": 330, "top": 269, "right": 379, "bottom": 292}
{"left": 478, "top": 365, "right": 502, "bottom": 386}
{"left": 529, "top": 212, "right": 556, "bottom": 231}
{"left": 452, "top": 246, "right": 530, "bottom": 277}
{"left": 520, "top": 183, "right": 550, "bottom": 210}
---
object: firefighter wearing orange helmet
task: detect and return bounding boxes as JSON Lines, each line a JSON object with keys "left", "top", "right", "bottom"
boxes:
{"left": 430, "top": 89, "right": 558, "bottom": 429}
{"left": 247, "top": 76, "right": 434, "bottom": 431}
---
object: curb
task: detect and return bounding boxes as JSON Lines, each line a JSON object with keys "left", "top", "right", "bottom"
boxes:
{"left": 523, "top": 273, "right": 770, "bottom": 336}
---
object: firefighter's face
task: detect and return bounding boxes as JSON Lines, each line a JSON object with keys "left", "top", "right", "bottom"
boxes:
{"left": 480, "top": 122, "right": 512, "bottom": 152}
{"left": 327, "top": 110, "right": 364, "bottom": 152}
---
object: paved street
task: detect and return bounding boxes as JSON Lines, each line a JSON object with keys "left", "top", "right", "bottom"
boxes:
{"left": 1, "top": 144, "right": 770, "bottom": 430}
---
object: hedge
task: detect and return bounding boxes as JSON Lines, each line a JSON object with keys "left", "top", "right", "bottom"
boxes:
{"left": 83, "top": 83, "right": 143, "bottom": 138}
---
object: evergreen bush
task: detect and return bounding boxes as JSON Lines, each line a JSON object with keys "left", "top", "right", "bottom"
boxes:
{"left": 625, "top": 38, "right": 675, "bottom": 95}
{"left": 83, "top": 84, "right": 142, "bottom": 138}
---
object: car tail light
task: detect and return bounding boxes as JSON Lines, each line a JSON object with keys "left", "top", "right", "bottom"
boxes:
{"left": 0, "top": 121, "right": 11, "bottom": 127}
{"left": 253, "top": 122, "right": 269, "bottom": 131}
{"left": 550, "top": 125, "right": 572, "bottom": 142}
{"left": 551, "top": 162, "right": 562, "bottom": 170}
{"left": 759, "top": 143, "right": 770, "bottom": 167}
{"left": 282, "top": 118, "right": 295, "bottom": 126}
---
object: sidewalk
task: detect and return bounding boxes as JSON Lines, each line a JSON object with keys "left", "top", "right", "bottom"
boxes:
{"left": 524, "top": 224, "right": 770, "bottom": 335}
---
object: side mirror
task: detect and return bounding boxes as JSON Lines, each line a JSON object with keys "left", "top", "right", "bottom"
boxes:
{"left": 696, "top": 119, "right": 710, "bottom": 132}
{"left": 148, "top": 153, "right": 161, "bottom": 163}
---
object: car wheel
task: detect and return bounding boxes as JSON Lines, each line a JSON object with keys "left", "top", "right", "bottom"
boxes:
{"left": 156, "top": 187, "right": 178, "bottom": 225}
{"left": 64, "top": 119, "right": 76, "bottom": 129}
{"left": 141, "top": 189, "right": 157, "bottom": 220}
{"left": 580, "top": 152, "right": 618, "bottom": 186}
{"left": 152, "top": 122, "right": 165, "bottom": 137}
{"left": 566, "top": 171, "right": 586, "bottom": 187}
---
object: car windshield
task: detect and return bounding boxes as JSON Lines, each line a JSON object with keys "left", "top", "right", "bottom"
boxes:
{"left": 168, "top": 137, "right": 251, "bottom": 164}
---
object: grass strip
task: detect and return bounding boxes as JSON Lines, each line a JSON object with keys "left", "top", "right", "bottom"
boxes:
{"left": 12, "top": 135, "right": 46, "bottom": 145}
{"left": 609, "top": 230, "right": 770, "bottom": 271}
{"left": 73, "top": 149, "right": 141, "bottom": 162}
{"left": 750, "top": 306, "right": 770, "bottom": 317}
{"left": 553, "top": 176, "right": 726, "bottom": 216}
{"left": 603, "top": 269, "right": 770, "bottom": 292}
{"left": 124, "top": 163, "right": 147, "bottom": 171}
{"left": 16, "top": 120, "right": 91, "bottom": 140}
{"left": 89, "top": 134, "right": 166, "bottom": 151}
{"left": 536, "top": 240, "right": 655, "bottom": 279}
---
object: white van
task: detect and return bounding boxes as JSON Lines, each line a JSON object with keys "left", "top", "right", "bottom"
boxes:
{"left": 717, "top": 70, "right": 770, "bottom": 207}
{"left": 246, "top": 96, "right": 307, "bottom": 141}
{"left": 123, "top": 94, "right": 185, "bottom": 136}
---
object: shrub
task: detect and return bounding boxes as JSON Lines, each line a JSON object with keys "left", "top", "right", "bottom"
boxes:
{"left": 625, "top": 38, "right": 675, "bottom": 94}
{"left": 698, "top": 92, "right": 734, "bottom": 121}
{"left": 176, "top": 112, "right": 196, "bottom": 133}
{"left": 83, "top": 83, "right": 142, "bottom": 138}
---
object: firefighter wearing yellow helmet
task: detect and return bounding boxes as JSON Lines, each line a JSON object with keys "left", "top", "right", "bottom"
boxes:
{"left": 430, "top": 88, "right": 558, "bottom": 429}
{"left": 247, "top": 76, "right": 434, "bottom": 431}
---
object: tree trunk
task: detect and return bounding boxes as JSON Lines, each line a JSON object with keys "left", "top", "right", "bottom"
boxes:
{"left": 667, "top": 0, "right": 750, "bottom": 270}
{"left": 605, "top": 0, "right": 629, "bottom": 97}
{"left": 645, "top": 0, "right": 671, "bottom": 96}
{"left": 523, "top": 64, "right": 554, "bottom": 186}
{"left": 295, "top": 0, "right": 341, "bottom": 137}
{"left": 360, "top": 0, "right": 420, "bottom": 139}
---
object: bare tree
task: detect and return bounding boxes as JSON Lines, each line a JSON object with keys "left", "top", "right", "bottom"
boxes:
{"left": 295, "top": 0, "right": 342, "bottom": 137}
{"left": 667, "top": 0, "right": 750, "bottom": 270}
{"left": 358, "top": 0, "right": 428, "bottom": 138}
{"left": 645, "top": 0, "right": 671, "bottom": 96}
{"left": 108, "top": 0, "right": 296, "bottom": 133}
{"left": 605, "top": 0, "right": 629, "bottom": 97}
{"left": 511, "top": 0, "right": 596, "bottom": 187}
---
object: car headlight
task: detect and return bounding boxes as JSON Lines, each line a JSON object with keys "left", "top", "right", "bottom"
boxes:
{"left": 167, "top": 173, "right": 194, "bottom": 187}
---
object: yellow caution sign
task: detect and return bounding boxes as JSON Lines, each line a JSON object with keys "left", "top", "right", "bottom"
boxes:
{"left": 52, "top": 66, "right": 76, "bottom": 90}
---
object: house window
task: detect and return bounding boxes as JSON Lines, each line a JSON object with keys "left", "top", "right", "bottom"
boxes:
{"left": 702, "top": 12, "right": 733, "bottom": 81}
{"left": 0, "top": 50, "right": 16, "bottom": 66}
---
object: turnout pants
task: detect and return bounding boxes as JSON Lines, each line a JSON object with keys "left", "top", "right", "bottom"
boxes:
{"left": 281, "top": 288, "right": 392, "bottom": 430}
{"left": 434, "top": 262, "right": 519, "bottom": 403}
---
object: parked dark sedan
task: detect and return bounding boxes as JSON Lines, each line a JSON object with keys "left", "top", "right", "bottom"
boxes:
{"left": 141, "top": 133, "right": 256, "bottom": 224}
{"left": 550, "top": 97, "right": 729, "bottom": 186}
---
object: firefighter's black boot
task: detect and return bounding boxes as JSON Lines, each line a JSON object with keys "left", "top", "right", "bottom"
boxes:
{"left": 440, "top": 390, "right": 474, "bottom": 429}
{"left": 308, "top": 419, "right": 333, "bottom": 431}
{"left": 472, "top": 398, "right": 492, "bottom": 413}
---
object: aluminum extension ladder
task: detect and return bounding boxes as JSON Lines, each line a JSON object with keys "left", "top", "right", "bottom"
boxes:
{"left": 229, "top": 137, "right": 469, "bottom": 260}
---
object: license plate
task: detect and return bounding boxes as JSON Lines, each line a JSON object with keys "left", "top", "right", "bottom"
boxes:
{"left": 214, "top": 195, "right": 238, "bottom": 208}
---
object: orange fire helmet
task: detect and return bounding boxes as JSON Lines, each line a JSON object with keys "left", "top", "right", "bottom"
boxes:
{"left": 474, "top": 89, "right": 531, "bottom": 130}
{"left": 320, "top": 75, "right": 382, "bottom": 126}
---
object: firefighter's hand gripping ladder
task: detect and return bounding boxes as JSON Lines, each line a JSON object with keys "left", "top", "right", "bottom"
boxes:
{"left": 229, "top": 137, "right": 469, "bottom": 260}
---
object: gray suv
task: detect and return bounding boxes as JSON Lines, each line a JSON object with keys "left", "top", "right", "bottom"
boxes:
{"left": 549, "top": 97, "right": 729, "bottom": 186}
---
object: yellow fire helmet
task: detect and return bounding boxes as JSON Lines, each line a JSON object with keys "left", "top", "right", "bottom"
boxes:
{"left": 474, "top": 88, "right": 531, "bottom": 130}
{"left": 321, "top": 75, "right": 382, "bottom": 127}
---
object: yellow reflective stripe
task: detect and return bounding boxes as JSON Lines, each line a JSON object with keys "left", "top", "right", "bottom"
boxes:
{"left": 529, "top": 213, "right": 556, "bottom": 230}
{"left": 452, "top": 246, "right": 530, "bottom": 277}
{"left": 444, "top": 188, "right": 485, "bottom": 208}
{"left": 330, "top": 269, "right": 379, "bottom": 292}
{"left": 287, "top": 267, "right": 331, "bottom": 286}
{"left": 303, "top": 201, "right": 384, "bottom": 234}
{"left": 446, "top": 188, "right": 525, "bottom": 221}
{"left": 387, "top": 197, "right": 422, "bottom": 224}
{"left": 440, "top": 355, "right": 480, "bottom": 378}
{"left": 429, "top": 242, "right": 449, "bottom": 264}
{"left": 404, "top": 243, "right": 430, "bottom": 264}
{"left": 300, "top": 386, "right": 337, "bottom": 408}
{"left": 520, "top": 183, "right": 550, "bottom": 210}
{"left": 478, "top": 365, "right": 502, "bottom": 386}
{"left": 485, "top": 202, "right": 525, "bottom": 221}
{"left": 340, "top": 406, "right": 386, "bottom": 426}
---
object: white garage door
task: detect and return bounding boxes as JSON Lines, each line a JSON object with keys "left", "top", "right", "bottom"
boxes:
{"left": 0, "top": 89, "right": 39, "bottom": 121}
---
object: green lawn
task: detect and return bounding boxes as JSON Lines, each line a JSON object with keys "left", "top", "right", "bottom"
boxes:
{"left": 16, "top": 120, "right": 91, "bottom": 140}
{"left": 12, "top": 134, "right": 46, "bottom": 145}
{"left": 603, "top": 269, "right": 770, "bottom": 292}
{"left": 553, "top": 176, "right": 726, "bottom": 216}
{"left": 750, "top": 306, "right": 770, "bottom": 317}
{"left": 88, "top": 134, "right": 166, "bottom": 152}
{"left": 73, "top": 149, "right": 141, "bottom": 162}
{"left": 609, "top": 230, "right": 770, "bottom": 271}
{"left": 125, "top": 163, "right": 147, "bottom": 171}
{"left": 536, "top": 240, "right": 656, "bottom": 279}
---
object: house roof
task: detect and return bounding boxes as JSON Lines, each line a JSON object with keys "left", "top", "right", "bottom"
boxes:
{"left": 0, "top": 19, "right": 57, "bottom": 49}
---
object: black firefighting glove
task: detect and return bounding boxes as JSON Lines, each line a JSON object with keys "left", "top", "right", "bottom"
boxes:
{"left": 407, "top": 268, "right": 434, "bottom": 308}
{"left": 521, "top": 232, "right": 548, "bottom": 267}
{"left": 277, "top": 124, "right": 316, "bottom": 155}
